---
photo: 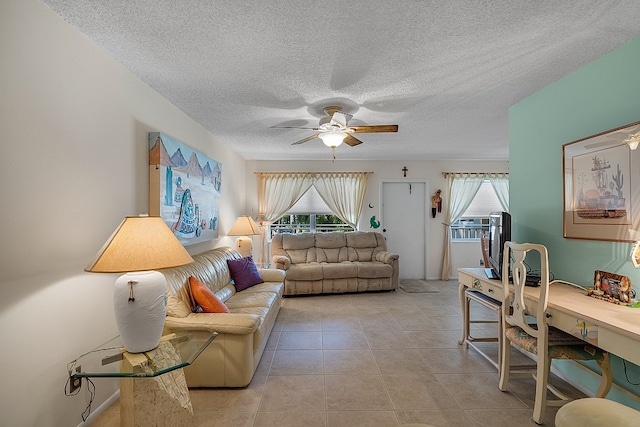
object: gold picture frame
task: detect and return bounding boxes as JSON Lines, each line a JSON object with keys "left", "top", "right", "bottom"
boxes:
{"left": 563, "top": 121, "right": 640, "bottom": 242}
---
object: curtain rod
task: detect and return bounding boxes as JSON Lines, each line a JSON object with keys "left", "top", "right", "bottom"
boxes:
{"left": 254, "top": 171, "right": 374, "bottom": 175}
{"left": 442, "top": 172, "right": 508, "bottom": 178}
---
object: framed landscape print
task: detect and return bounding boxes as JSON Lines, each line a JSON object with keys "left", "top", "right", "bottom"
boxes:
{"left": 149, "top": 132, "right": 222, "bottom": 246}
{"left": 563, "top": 121, "right": 640, "bottom": 242}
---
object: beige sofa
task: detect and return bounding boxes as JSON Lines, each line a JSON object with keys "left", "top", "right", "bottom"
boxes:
{"left": 271, "top": 231, "right": 399, "bottom": 295}
{"left": 161, "top": 247, "right": 284, "bottom": 387}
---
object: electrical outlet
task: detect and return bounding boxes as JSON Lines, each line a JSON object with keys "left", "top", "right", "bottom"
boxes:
{"left": 69, "top": 367, "right": 81, "bottom": 393}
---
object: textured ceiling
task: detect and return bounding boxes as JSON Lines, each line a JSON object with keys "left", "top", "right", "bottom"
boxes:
{"left": 41, "top": 1, "right": 640, "bottom": 161}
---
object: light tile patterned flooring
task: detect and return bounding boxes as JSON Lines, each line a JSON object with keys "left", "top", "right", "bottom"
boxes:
{"left": 93, "top": 281, "right": 584, "bottom": 426}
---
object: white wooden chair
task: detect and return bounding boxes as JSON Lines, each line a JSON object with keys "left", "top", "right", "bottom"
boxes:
{"left": 498, "top": 242, "right": 613, "bottom": 424}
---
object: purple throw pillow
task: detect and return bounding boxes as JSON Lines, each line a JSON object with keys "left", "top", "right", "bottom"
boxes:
{"left": 227, "top": 256, "right": 264, "bottom": 291}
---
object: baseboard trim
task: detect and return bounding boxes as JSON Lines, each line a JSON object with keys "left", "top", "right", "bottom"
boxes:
{"left": 76, "top": 390, "right": 120, "bottom": 427}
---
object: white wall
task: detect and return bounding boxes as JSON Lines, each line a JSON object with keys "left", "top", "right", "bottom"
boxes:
{"left": 245, "top": 159, "right": 508, "bottom": 280}
{"left": 0, "top": 1, "right": 246, "bottom": 425}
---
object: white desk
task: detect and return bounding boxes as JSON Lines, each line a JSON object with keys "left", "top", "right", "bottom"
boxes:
{"left": 458, "top": 268, "right": 640, "bottom": 366}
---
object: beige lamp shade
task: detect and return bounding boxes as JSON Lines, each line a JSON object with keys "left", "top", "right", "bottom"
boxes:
{"left": 85, "top": 215, "right": 194, "bottom": 273}
{"left": 227, "top": 216, "right": 261, "bottom": 257}
{"left": 227, "top": 215, "right": 262, "bottom": 236}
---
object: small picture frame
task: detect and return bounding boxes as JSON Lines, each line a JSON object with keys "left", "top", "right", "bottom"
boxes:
{"left": 591, "top": 270, "right": 632, "bottom": 305}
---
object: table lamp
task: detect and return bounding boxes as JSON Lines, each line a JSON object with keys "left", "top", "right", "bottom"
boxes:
{"left": 85, "top": 215, "right": 194, "bottom": 353}
{"left": 227, "top": 215, "right": 262, "bottom": 257}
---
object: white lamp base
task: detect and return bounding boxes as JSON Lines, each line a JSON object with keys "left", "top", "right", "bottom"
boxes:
{"left": 113, "top": 271, "right": 167, "bottom": 353}
{"left": 235, "top": 236, "right": 253, "bottom": 258}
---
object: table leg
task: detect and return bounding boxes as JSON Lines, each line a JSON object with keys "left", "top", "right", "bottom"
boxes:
{"left": 120, "top": 342, "right": 194, "bottom": 427}
{"left": 458, "top": 282, "right": 466, "bottom": 345}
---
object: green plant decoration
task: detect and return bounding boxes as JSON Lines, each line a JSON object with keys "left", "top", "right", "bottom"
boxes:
{"left": 612, "top": 164, "right": 624, "bottom": 199}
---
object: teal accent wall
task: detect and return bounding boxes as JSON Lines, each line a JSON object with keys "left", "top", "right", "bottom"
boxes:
{"left": 509, "top": 35, "right": 640, "bottom": 405}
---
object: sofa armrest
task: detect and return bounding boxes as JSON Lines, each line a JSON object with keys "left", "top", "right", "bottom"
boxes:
{"left": 165, "top": 313, "right": 260, "bottom": 335}
{"left": 258, "top": 268, "right": 286, "bottom": 282}
{"left": 272, "top": 255, "right": 291, "bottom": 270}
{"left": 376, "top": 251, "right": 399, "bottom": 264}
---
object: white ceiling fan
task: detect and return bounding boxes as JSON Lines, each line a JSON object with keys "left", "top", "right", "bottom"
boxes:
{"left": 271, "top": 106, "right": 398, "bottom": 160}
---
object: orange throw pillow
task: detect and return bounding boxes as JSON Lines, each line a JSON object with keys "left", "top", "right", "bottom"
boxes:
{"left": 189, "top": 276, "right": 230, "bottom": 313}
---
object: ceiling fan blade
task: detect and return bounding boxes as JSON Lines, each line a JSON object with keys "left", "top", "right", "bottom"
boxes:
{"left": 291, "top": 134, "right": 319, "bottom": 145}
{"left": 330, "top": 111, "right": 352, "bottom": 127}
{"left": 343, "top": 134, "right": 363, "bottom": 147}
{"left": 348, "top": 125, "right": 398, "bottom": 133}
{"left": 271, "top": 125, "right": 319, "bottom": 130}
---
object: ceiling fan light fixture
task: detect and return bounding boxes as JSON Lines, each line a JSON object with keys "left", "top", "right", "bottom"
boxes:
{"left": 319, "top": 131, "right": 347, "bottom": 148}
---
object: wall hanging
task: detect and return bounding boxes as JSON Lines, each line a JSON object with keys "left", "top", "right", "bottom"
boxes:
{"left": 563, "top": 121, "right": 640, "bottom": 242}
{"left": 149, "top": 132, "right": 222, "bottom": 245}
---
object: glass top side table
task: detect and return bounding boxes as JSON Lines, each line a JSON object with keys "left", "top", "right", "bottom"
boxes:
{"left": 71, "top": 329, "right": 217, "bottom": 379}
{"left": 70, "top": 330, "right": 217, "bottom": 427}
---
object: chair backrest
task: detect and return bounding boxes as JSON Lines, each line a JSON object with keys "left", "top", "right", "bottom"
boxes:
{"left": 501, "top": 242, "right": 551, "bottom": 342}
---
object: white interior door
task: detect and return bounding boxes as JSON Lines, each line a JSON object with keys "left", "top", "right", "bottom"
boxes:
{"left": 381, "top": 180, "right": 428, "bottom": 279}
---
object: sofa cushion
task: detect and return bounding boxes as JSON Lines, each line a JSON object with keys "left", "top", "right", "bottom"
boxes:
{"left": 189, "top": 276, "right": 231, "bottom": 313}
{"left": 167, "top": 294, "right": 191, "bottom": 318}
{"left": 322, "top": 262, "right": 358, "bottom": 279}
{"left": 227, "top": 256, "right": 264, "bottom": 291}
{"left": 284, "top": 263, "right": 324, "bottom": 281}
{"left": 226, "top": 291, "right": 279, "bottom": 310}
{"left": 315, "top": 232, "right": 346, "bottom": 248}
{"left": 349, "top": 246, "right": 376, "bottom": 262}
{"left": 355, "top": 262, "right": 394, "bottom": 278}
{"left": 346, "top": 231, "right": 379, "bottom": 248}
{"left": 239, "top": 282, "right": 285, "bottom": 297}
{"left": 282, "top": 232, "right": 315, "bottom": 250}
{"left": 286, "top": 248, "right": 316, "bottom": 264}
{"left": 316, "top": 247, "right": 349, "bottom": 263}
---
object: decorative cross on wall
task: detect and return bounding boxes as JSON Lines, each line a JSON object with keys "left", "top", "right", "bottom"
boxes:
{"left": 402, "top": 166, "right": 408, "bottom": 177}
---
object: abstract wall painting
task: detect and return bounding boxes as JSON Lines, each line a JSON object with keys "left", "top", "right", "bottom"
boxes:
{"left": 149, "top": 132, "right": 221, "bottom": 245}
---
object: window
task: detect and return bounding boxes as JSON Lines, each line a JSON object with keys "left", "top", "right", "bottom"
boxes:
{"left": 269, "top": 187, "right": 355, "bottom": 237}
{"left": 450, "top": 181, "right": 504, "bottom": 241}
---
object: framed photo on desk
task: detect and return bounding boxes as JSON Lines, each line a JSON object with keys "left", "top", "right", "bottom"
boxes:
{"left": 563, "top": 120, "right": 640, "bottom": 242}
{"left": 592, "top": 270, "right": 632, "bottom": 304}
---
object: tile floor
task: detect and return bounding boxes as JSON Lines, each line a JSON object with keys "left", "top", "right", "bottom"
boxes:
{"left": 92, "top": 280, "right": 584, "bottom": 426}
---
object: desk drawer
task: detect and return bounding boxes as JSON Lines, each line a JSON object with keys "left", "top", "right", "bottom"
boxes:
{"left": 460, "top": 275, "right": 502, "bottom": 300}
{"left": 599, "top": 329, "right": 640, "bottom": 365}
{"left": 547, "top": 308, "right": 607, "bottom": 352}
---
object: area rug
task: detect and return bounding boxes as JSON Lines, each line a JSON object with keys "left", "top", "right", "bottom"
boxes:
{"left": 398, "top": 279, "right": 440, "bottom": 293}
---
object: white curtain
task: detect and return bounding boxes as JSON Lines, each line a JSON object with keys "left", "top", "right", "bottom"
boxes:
{"left": 488, "top": 173, "right": 509, "bottom": 212}
{"left": 441, "top": 173, "right": 484, "bottom": 280}
{"left": 313, "top": 172, "right": 370, "bottom": 228}
{"left": 256, "top": 173, "right": 314, "bottom": 263}
{"left": 256, "top": 171, "right": 372, "bottom": 264}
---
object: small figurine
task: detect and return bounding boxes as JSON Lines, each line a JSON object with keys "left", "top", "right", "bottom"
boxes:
{"left": 431, "top": 189, "right": 442, "bottom": 218}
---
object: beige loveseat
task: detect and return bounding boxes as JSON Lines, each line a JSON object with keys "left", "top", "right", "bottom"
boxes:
{"left": 271, "top": 231, "right": 399, "bottom": 295}
{"left": 161, "top": 247, "right": 284, "bottom": 387}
